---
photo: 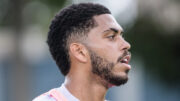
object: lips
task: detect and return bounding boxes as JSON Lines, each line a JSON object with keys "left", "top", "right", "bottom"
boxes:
{"left": 119, "top": 55, "right": 131, "bottom": 64}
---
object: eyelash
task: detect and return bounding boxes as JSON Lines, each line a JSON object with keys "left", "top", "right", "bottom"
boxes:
{"left": 107, "top": 34, "right": 123, "bottom": 40}
{"left": 108, "top": 35, "right": 116, "bottom": 40}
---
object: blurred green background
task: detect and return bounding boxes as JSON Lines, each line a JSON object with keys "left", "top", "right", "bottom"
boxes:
{"left": 0, "top": 0, "right": 180, "bottom": 101}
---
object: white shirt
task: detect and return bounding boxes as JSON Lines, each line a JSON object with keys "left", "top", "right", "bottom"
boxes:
{"left": 33, "top": 84, "right": 80, "bottom": 101}
{"left": 33, "top": 84, "right": 109, "bottom": 101}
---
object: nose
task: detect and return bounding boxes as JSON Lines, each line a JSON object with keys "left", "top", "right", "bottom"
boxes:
{"left": 124, "top": 40, "right": 131, "bottom": 50}
{"left": 120, "top": 38, "right": 131, "bottom": 51}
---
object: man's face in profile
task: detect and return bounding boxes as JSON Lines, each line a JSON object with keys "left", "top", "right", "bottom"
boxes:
{"left": 84, "top": 14, "right": 131, "bottom": 86}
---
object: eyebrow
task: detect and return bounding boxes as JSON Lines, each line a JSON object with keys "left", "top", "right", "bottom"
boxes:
{"left": 103, "top": 28, "right": 124, "bottom": 35}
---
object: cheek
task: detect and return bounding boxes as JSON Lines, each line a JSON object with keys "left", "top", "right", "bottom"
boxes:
{"left": 87, "top": 38, "right": 120, "bottom": 62}
{"left": 99, "top": 43, "right": 119, "bottom": 62}
{"left": 106, "top": 43, "right": 119, "bottom": 54}
{"left": 106, "top": 43, "right": 117, "bottom": 51}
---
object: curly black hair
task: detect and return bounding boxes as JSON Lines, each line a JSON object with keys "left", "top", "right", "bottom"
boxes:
{"left": 47, "top": 3, "right": 111, "bottom": 75}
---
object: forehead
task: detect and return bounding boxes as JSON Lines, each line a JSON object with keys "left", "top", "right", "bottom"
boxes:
{"left": 93, "top": 14, "right": 123, "bottom": 32}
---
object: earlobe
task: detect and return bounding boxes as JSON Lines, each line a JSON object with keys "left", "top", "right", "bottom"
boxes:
{"left": 69, "top": 43, "right": 88, "bottom": 63}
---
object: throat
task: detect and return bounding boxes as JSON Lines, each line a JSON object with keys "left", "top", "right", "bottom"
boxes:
{"left": 64, "top": 75, "right": 108, "bottom": 101}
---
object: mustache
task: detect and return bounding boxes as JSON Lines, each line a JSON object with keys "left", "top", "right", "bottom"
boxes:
{"left": 117, "top": 51, "right": 131, "bottom": 63}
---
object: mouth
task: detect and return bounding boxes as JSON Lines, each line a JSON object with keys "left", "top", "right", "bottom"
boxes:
{"left": 118, "top": 54, "right": 131, "bottom": 70}
{"left": 119, "top": 55, "right": 131, "bottom": 64}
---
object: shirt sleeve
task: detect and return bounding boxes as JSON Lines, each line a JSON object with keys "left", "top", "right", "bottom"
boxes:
{"left": 32, "top": 94, "right": 56, "bottom": 101}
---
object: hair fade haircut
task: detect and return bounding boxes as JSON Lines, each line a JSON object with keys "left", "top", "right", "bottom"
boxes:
{"left": 47, "top": 3, "right": 111, "bottom": 75}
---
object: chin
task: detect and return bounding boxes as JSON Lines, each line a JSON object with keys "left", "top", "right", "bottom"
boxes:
{"left": 98, "top": 72, "right": 129, "bottom": 88}
{"left": 108, "top": 73, "right": 129, "bottom": 86}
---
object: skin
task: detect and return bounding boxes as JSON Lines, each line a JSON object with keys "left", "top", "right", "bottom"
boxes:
{"left": 64, "top": 14, "right": 131, "bottom": 101}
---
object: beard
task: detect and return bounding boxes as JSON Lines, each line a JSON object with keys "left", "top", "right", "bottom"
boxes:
{"left": 88, "top": 49, "right": 129, "bottom": 87}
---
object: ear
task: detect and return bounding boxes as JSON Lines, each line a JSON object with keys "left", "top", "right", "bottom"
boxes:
{"left": 69, "top": 43, "right": 88, "bottom": 63}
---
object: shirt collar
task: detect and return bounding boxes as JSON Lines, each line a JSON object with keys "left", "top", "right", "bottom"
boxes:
{"left": 57, "top": 83, "right": 80, "bottom": 101}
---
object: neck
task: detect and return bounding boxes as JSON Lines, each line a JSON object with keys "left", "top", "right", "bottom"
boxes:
{"left": 64, "top": 71, "right": 109, "bottom": 101}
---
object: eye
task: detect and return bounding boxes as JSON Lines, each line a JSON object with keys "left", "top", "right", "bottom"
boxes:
{"left": 107, "top": 34, "right": 116, "bottom": 40}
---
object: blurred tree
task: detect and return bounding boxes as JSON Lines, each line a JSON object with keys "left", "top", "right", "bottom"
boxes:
{"left": 38, "top": 0, "right": 66, "bottom": 9}
{"left": 126, "top": 17, "right": 180, "bottom": 86}
{"left": 0, "top": 0, "right": 66, "bottom": 26}
{"left": 0, "top": 0, "right": 66, "bottom": 101}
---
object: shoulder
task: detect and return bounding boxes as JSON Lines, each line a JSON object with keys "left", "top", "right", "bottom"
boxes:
{"left": 32, "top": 94, "right": 56, "bottom": 101}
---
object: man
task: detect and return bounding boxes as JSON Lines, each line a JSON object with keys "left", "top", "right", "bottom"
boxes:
{"left": 33, "top": 2, "right": 131, "bottom": 101}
